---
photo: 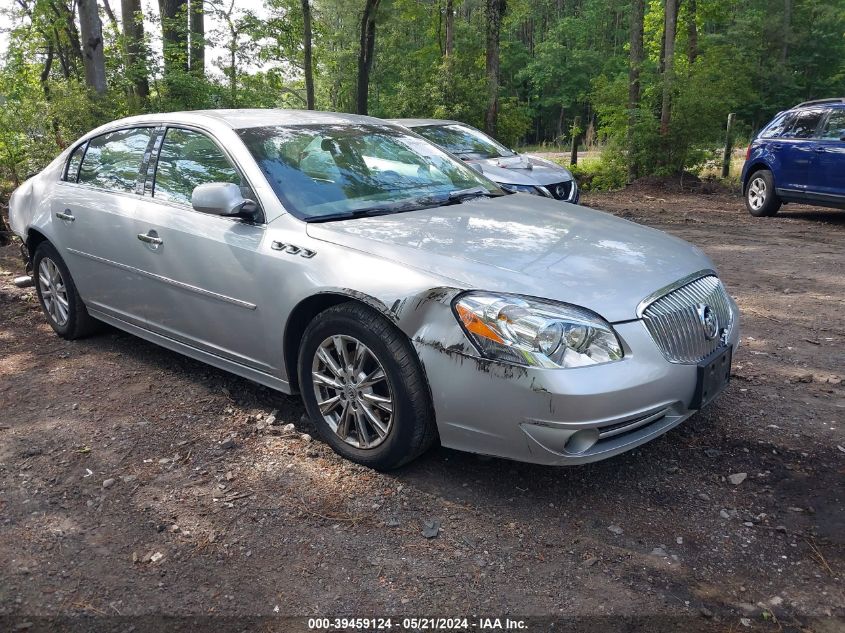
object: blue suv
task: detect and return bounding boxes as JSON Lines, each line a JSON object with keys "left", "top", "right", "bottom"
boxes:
{"left": 742, "top": 99, "right": 845, "bottom": 216}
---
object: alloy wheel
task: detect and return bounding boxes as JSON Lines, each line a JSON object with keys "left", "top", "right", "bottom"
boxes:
{"left": 311, "top": 335, "right": 394, "bottom": 449}
{"left": 747, "top": 176, "right": 767, "bottom": 211}
{"left": 38, "top": 257, "right": 69, "bottom": 327}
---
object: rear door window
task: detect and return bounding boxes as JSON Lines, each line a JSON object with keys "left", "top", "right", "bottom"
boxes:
{"left": 819, "top": 110, "right": 845, "bottom": 140}
{"left": 152, "top": 128, "right": 243, "bottom": 207}
{"left": 78, "top": 127, "right": 154, "bottom": 193}
{"left": 783, "top": 110, "right": 825, "bottom": 139}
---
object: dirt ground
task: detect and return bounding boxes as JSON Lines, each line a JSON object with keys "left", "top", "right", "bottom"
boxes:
{"left": 0, "top": 188, "right": 843, "bottom": 632}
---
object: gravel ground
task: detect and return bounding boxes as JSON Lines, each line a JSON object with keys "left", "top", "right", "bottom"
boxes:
{"left": 0, "top": 189, "right": 843, "bottom": 632}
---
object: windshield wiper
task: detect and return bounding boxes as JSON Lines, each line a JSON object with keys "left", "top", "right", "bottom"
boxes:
{"left": 445, "top": 187, "right": 504, "bottom": 204}
{"left": 305, "top": 207, "right": 400, "bottom": 223}
{"left": 306, "top": 189, "right": 502, "bottom": 222}
{"left": 306, "top": 197, "right": 439, "bottom": 223}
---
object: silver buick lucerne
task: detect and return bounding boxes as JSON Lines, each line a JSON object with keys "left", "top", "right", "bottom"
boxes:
{"left": 8, "top": 109, "right": 738, "bottom": 469}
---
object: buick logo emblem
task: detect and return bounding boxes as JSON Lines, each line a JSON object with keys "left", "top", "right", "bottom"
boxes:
{"left": 696, "top": 303, "right": 719, "bottom": 340}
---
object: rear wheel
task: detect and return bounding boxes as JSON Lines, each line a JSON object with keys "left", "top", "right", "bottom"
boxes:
{"left": 745, "top": 169, "right": 781, "bottom": 217}
{"left": 33, "top": 242, "right": 99, "bottom": 339}
{"left": 298, "top": 302, "right": 436, "bottom": 470}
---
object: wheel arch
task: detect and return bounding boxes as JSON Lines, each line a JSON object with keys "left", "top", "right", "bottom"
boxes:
{"left": 743, "top": 161, "right": 774, "bottom": 193}
{"left": 27, "top": 227, "right": 50, "bottom": 256}
{"left": 283, "top": 290, "right": 395, "bottom": 391}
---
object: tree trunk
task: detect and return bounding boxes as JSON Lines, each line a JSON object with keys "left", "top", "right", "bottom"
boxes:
{"left": 40, "top": 44, "right": 55, "bottom": 96}
{"left": 445, "top": 0, "right": 454, "bottom": 57}
{"left": 159, "top": 0, "right": 189, "bottom": 80}
{"left": 50, "top": 1, "right": 84, "bottom": 77}
{"left": 189, "top": 0, "right": 205, "bottom": 76}
{"left": 781, "top": 0, "right": 791, "bottom": 64}
{"left": 101, "top": 0, "right": 119, "bottom": 31}
{"left": 485, "top": 0, "right": 505, "bottom": 137}
{"left": 356, "top": 0, "right": 381, "bottom": 115}
{"left": 721, "top": 113, "right": 736, "bottom": 178}
{"left": 660, "top": 0, "right": 678, "bottom": 137}
{"left": 627, "top": 0, "right": 644, "bottom": 182}
{"left": 78, "top": 0, "right": 107, "bottom": 94}
{"left": 121, "top": 0, "right": 150, "bottom": 104}
{"left": 569, "top": 115, "right": 581, "bottom": 166}
{"left": 229, "top": 29, "right": 237, "bottom": 104}
{"left": 302, "top": 0, "right": 315, "bottom": 109}
{"left": 686, "top": 0, "right": 697, "bottom": 65}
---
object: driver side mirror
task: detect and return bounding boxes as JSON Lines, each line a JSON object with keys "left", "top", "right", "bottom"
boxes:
{"left": 839, "top": 130, "right": 845, "bottom": 142}
{"left": 192, "top": 182, "right": 259, "bottom": 220}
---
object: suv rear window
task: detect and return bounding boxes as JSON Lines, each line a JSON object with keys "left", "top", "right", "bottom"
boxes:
{"left": 78, "top": 127, "right": 154, "bottom": 193}
{"left": 759, "top": 112, "right": 793, "bottom": 138}
{"left": 782, "top": 110, "right": 824, "bottom": 139}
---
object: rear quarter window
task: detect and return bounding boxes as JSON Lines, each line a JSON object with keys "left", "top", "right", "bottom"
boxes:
{"left": 63, "top": 142, "right": 87, "bottom": 182}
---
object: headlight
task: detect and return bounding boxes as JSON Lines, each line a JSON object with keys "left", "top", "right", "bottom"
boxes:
{"left": 499, "top": 183, "right": 550, "bottom": 197}
{"left": 453, "top": 292, "right": 624, "bottom": 369}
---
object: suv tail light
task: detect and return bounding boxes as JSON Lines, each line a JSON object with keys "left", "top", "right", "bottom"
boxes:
{"left": 745, "top": 145, "right": 752, "bottom": 161}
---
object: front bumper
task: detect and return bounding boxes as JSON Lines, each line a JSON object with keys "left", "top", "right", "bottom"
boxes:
{"left": 414, "top": 315, "right": 739, "bottom": 466}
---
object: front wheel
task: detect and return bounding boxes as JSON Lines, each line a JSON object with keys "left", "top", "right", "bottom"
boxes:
{"left": 298, "top": 302, "right": 436, "bottom": 470}
{"left": 745, "top": 170, "right": 781, "bottom": 217}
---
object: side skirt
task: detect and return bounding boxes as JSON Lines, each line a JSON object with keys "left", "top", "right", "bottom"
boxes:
{"left": 87, "top": 308, "right": 294, "bottom": 395}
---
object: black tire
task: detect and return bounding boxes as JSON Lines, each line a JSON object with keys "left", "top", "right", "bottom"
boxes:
{"left": 298, "top": 302, "right": 436, "bottom": 470}
{"left": 745, "top": 169, "right": 781, "bottom": 217}
{"left": 32, "top": 241, "right": 99, "bottom": 339}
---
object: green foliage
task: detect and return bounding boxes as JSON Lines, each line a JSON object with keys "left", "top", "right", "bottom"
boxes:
{"left": 566, "top": 150, "right": 628, "bottom": 192}
{"left": 1, "top": 0, "right": 844, "bottom": 194}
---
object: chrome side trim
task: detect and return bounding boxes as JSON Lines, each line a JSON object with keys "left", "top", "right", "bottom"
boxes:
{"left": 66, "top": 248, "right": 257, "bottom": 310}
{"left": 636, "top": 268, "right": 716, "bottom": 318}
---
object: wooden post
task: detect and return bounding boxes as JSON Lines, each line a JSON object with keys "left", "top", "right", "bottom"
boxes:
{"left": 721, "top": 112, "right": 736, "bottom": 178}
{"left": 570, "top": 116, "right": 581, "bottom": 166}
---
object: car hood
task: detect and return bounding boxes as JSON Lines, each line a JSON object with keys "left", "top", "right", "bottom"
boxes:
{"left": 305, "top": 194, "right": 714, "bottom": 322}
{"left": 470, "top": 154, "right": 573, "bottom": 186}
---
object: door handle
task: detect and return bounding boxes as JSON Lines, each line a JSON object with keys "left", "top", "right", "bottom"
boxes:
{"left": 137, "top": 231, "right": 163, "bottom": 246}
{"left": 55, "top": 210, "right": 75, "bottom": 222}
{"left": 814, "top": 146, "right": 826, "bottom": 152}
{"left": 771, "top": 143, "right": 782, "bottom": 150}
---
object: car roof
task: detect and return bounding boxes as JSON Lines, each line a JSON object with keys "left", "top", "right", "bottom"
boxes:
{"left": 91, "top": 109, "right": 390, "bottom": 133}
{"left": 791, "top": 98, "right": 845, "bottom": 110}
{"left": 386, "top": 118, "right": 464, "bottom": 128}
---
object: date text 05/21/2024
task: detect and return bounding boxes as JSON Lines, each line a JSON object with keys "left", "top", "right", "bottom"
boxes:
{"left": 307, "top": 617, "right": 527, "bottom": 630}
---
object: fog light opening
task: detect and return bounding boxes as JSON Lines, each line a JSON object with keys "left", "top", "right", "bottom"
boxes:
{"left": 564, "top": 428, "right": 600, "bottom": 454}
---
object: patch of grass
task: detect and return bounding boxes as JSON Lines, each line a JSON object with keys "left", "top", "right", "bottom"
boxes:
{"left": 553, "top": 152, "right": 628, "bottom": 192}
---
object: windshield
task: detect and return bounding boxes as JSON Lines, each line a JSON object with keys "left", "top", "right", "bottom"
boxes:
{"left": 412, "top": 123, "right": 515, "bottom": 160}
{"left": 237, "top": 123, "right": 500, "bottom": 221}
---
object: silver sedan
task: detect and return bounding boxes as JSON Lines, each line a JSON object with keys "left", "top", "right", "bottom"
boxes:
{"left": 8, "top": 109, "right": 738, "bottom": 469}
{"left": 387, "top": 118, "right": 580, "bottom": 203}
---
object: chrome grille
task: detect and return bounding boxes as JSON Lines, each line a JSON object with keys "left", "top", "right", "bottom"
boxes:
{"left": 641, "top": 275, "right": 734, "bottom": 364}
{"left": 545, "top": 181, "right": 573, "bottom": 200}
